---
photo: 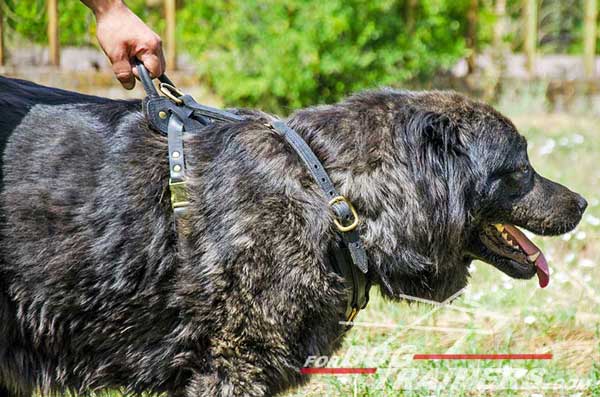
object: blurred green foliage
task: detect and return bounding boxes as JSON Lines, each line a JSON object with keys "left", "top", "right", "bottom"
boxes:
{"left": 2, "top": 0, "right": 163, "bottom": 46}
{"left": 177, "top": 0, "right": 470, "bottom": 112}
{"left": 3, "top": 0, "right": 477, "bottom": 112}
{"left": 2, "top": 0, "right": 594, "bottom": 112}
{"left": 4, "top": 0, "right": 91, "bottom": 45}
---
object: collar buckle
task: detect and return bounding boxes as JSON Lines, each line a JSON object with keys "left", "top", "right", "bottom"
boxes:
{"left": 169, "top": 179, "right": 190, "bottom": 209}
{"left": 329, "top": 195, "right": 359, "bottom": 232}
{"left": 346, "top": 307, "right": 359, "bottom": 323}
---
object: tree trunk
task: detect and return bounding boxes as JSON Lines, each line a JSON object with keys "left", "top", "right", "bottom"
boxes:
{"left": 466, "top": 0, "right": 479, "bottom": 74}
{"left": 165, "top": 0, "right": 177, "bottom": 70}
{"left": 47, "top": 0, "right": 60, "bottom": 66}
{"left": 405, "top": 0, "right": 417, "bottom": 33}
{"left": 584, "top": 0, "right": 598, "bottom": 79}
{"left": 0, "top": 3, "right": 5, "bottom": 66}
{"left": 493, "top": 0, "right": 507, "bottom": 49}
{"left": 524, "top": 0, "right": 537, "bottom": 75}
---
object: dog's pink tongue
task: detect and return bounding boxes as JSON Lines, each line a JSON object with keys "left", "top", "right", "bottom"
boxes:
{"left": 504, "top": 225, "right": 550, "bottom": 288}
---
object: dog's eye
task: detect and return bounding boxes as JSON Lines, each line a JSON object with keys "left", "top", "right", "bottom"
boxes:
{"left": 490, "top": 165, "right": 530, "bottom": 182}
{"left": 508, "top": 165, "right": 531, "bottom": 182}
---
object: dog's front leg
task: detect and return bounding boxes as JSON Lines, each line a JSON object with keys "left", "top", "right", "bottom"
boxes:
{"left": 184, "top": 353, "right": 270, "bottom": 397}
{"left": 183, "top": 329, "right": 301, "bottom": 397}
{"left": 186, "top": 370, "right": 266, "bottom": 397}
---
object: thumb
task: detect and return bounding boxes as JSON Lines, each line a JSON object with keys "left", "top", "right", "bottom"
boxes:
{"left": 112, "top": 58, "right": 135, "bottom": 90}
{"left": 138, "top": 51, "right": 164, "bottom": 79}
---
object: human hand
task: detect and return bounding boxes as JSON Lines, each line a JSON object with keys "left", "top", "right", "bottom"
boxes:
{"left": 90, "top": 1, "right": 165, "bottom": 89}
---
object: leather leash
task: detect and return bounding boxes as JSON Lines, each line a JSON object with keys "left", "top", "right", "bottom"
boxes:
{"left": 135, "top": 62, "right": 370, "bottom": 323}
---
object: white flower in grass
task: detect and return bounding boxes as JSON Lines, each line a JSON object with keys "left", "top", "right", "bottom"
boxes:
{"left": 468, "top": 263, "right": 477, "bottom": 273}
{"left": 565, "top": 252, "right": 576, "bottom": 263}
{"left": 539, "top": 139, "right": 556, "bottom": 156}
{"left": 524, "top": 315, "right": 536, "bottom": 325}
{"left": 514, "top": 368, "right": 528, "bottom": 378}
{"left": 575, "top": 231, "right": 587, "bottom": 240}
{"left": 471, "top": 291, "right": 483, "bottom": 301}
{"left": 578, "top": 258, "right": 594, "bottom": 268}
{"left": 555, "top": 272, "right": 569, "bottom": 284}
{"left": 586, "top": 215, "right": 600, "bottom": 226}
{"left": 562, "top": 232, "right": 572, "bottom": 241}
{"left": 572, "top": 134, "right": 584, "bottom": 144}
{"left": 503, "top": 281, "right": 513, "bottom": 290}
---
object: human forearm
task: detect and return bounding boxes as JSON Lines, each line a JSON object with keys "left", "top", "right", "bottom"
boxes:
{"left": 80, "top": 0, "right": 125, "bottom": 16}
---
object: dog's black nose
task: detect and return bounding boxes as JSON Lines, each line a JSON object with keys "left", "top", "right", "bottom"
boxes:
{"left": 576, "top": 194, "right": 588, "bottom": 213}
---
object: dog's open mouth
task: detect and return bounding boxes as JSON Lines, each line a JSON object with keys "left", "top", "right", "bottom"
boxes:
{"left": 479, "top": 224, "right": 549, "bottom": 288}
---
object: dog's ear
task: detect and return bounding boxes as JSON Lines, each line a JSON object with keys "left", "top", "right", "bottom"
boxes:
{"left": 406, "top": 110, "right": 464, "bottom": 163}
{"left": 395, "top": 109, "right": 472, "bottom": 251}
{"left": 397, "top": 109, "right": 469, "bottom": 180}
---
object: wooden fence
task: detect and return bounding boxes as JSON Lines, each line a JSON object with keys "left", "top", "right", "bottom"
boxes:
{"left": 0, "top": 0, "right": 179, "bottom": 69}
{"left": 0, "top": 2, "right": 4, "bottom": 66}
{"left": 0, "top": 0, "right": 598, "bottom": 77}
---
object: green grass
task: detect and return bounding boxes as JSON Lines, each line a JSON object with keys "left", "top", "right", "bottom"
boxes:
{"left": 285, "top": 110, "right": 600, "bottom": 396}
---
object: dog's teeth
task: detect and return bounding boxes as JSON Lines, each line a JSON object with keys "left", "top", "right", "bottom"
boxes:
{"left": 494, "top": 224, "right": 505, "bottom": 232}
{"left": 502, "top": 232, "right": 509, "bottom": 240}
{"left": 528, "top": 252, "right": 541, "bottom": 262}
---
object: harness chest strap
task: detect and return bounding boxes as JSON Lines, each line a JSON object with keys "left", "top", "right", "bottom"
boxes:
{"left": 266, "top": 121, "right": 370, "bottom": 322}
{"left": 136, "top": 63, "right": 370, "bottom": 322}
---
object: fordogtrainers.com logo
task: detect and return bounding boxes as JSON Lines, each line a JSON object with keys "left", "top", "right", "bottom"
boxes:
{"left": 299, "top": 347, "right": 596, "bottom": 393}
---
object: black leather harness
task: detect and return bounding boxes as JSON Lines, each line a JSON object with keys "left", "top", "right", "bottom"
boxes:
{"left": 136, "top": 64, "right": 370, "bottom": 322}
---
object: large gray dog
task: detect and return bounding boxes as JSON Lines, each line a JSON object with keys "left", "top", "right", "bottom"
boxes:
{"left": 0, "top": 76, "right": 586, "bottom": 396}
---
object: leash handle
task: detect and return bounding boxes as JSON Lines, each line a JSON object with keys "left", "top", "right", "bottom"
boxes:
{"left": 134, "top": 59, "right": 175, "bottom": 97}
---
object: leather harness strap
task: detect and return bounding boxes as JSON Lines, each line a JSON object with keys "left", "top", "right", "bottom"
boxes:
{"left": 136, "top": 63, "right": 370, "bottom": 322}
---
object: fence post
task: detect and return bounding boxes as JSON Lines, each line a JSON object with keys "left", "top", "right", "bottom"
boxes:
{"left": 466, "top": 0, "right": 478, "bottom": 74}
{"left": 524, "top": 0, "right": 537, "bottom": 75}
{"left": 493, "top": 0, "right": 507, "bottom": 48}
{"left": 405, "top": 0, "right": 417, "bottom": 33}
{"left": 584, "top": 0, "right": 598, "bottom": 78}
{"left": 165, "top": 0, "right": 177, "bottom": 70}
{"left": 0, "top": 3, "right": 5, "bottom": 66}
{"left": 47, "top": 0, "right": 60, "bottom": 66}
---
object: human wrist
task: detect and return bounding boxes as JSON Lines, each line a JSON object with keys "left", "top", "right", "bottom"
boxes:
{"left": 83, "top": 0, "right": 127, "bottom": 19}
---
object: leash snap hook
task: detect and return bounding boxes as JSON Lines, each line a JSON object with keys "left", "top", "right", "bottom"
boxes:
{"left": 329, "top": 195, "right": 359, "bottom": 232}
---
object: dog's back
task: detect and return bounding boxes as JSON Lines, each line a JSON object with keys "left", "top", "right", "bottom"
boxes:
{"left": 0, "top": 76, "right": 110, "bottom": 133}
{"left": 0, "top": 77, "right": 117, "bottom": 183}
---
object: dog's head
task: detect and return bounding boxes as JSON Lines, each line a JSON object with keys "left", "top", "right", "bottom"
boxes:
{"left": 317, "top": 90, "right": 586, "bottom": 302}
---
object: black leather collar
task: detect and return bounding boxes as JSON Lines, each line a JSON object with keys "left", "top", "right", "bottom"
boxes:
{"left": 136, "top": 63, "right": 370, "bottom": 322}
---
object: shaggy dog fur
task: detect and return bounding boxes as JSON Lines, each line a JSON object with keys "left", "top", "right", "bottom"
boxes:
{"left": 0, "top": 76, "right": 587, "bottom": 397}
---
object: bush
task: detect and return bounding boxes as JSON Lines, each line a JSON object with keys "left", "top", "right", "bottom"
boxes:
{"left": 179, "top": 0, "right": 469, "bottom": 113}
{"left": 3, "top": 0, "right": 162, "bottom": 47}
{"left": 4, "top": 0, "right": 93, "bottom": 46}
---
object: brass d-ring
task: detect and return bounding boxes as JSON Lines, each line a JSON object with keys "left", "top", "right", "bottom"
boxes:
{"left": 159, "top": 83, "right": 184, "bottom": 105}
